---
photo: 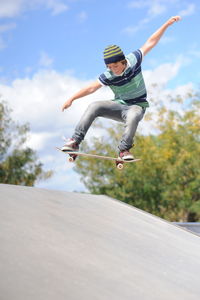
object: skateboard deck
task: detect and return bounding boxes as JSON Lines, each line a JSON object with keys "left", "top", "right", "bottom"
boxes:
{"left": 56, "top": 147, "right": 141, "bottom": 169}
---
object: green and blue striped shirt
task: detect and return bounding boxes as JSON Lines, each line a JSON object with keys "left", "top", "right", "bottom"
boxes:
{"left": 98, "top": 49, "right": 149, "bottom": 108}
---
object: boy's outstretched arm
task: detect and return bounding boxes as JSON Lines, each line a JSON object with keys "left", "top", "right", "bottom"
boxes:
{"left": 62, "top": 80, "right": 102, "bottom": 111}
{"left": 140, "top": 16, "right": 181, "bottom": 56}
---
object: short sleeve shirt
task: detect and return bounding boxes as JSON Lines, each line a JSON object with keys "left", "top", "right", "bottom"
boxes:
{"left": 98, "top": 49, "right": 149, "bottom": 107}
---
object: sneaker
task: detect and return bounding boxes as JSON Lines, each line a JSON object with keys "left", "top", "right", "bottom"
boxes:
{"left": 118, "top": 150, "right": 134, "bottom": 161}
{"left": 61, "top": 138, "right": 79, "bottom": 152}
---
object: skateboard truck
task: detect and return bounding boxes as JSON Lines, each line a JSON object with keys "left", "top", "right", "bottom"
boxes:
{"left": 68, "top": 152, "right": 124, "bottom": 169}
{"left": 68, "top": 153, "right": 124, "bottom": 169}
{"left": 116, "top": 161, "right": 124, "bottom": 170}
{"left": 68, "top": 153, "right": 77, "bottom": 162}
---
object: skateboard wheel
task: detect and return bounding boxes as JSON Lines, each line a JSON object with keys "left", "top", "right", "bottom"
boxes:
{"left": 117, "top": 163, "right": 123, "bottom": 170}
{"left": 68, "top": 156, "right": 74, "bottom": 162}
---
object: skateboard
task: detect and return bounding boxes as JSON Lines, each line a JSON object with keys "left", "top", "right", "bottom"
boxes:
{"left": 56, "top": 147, "right": 141, "bottom": 169}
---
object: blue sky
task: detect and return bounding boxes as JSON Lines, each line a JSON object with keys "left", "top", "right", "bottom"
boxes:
{"left": 0, "top": 0, "right": 200, "bottom": 192}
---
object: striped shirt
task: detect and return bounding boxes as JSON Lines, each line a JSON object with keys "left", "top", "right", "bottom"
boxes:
{"left": 98, "top": 49, "right": 149, "bottom": 108}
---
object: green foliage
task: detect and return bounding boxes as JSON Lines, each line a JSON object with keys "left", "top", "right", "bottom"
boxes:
{"left": 74, "top": 93, "right": 200, "bottom": 222}
{"left": 0, "top": 99, "right": 52, "bottom": 186}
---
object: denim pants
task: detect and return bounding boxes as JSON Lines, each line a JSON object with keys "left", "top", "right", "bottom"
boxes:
{"left": 72, "top": 100, "right": 145, "bottom": 151}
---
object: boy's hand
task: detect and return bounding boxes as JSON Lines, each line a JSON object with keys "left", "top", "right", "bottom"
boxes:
{"left": 167, "top": 16, "right": 181, "bottom": 26}
{"left": 62, "top": 98, "right": 73, "bottom": 111}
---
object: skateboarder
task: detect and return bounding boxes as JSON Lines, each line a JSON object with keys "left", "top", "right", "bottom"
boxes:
{"left": 61, "top": 16, "right": 181, "bottom": 160}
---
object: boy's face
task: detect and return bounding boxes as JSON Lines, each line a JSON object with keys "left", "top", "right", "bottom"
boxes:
{"left": 107, "top": 61, "right": 126, "bottom": 75}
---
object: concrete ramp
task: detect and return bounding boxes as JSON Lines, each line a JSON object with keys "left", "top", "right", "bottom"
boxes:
{"left": 0, "top": 184, "right": 200, "bottom": 300}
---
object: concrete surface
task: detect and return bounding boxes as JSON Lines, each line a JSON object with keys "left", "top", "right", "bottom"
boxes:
{"left": 0, "top": 183, "right": 200, "bottom": 300}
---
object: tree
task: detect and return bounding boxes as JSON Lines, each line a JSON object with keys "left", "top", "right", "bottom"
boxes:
{"left": 0, "top": 99, "right": 52, "bottom": 186}
{"left": 73, "top": 92, "right": 200, "bottom": 222}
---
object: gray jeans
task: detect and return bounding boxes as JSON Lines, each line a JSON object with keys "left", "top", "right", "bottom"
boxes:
{"left": 72, "top": 100, "right": 145, "bottom": 151}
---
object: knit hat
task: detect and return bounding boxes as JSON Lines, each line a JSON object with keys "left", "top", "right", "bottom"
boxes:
{"left": 103, "top": 45, "right": 125, "bottom": 64}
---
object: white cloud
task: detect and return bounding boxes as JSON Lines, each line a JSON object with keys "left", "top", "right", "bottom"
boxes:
{"left": 0, "top": 69, "right": 113, "bottom": 191}
{"left": 178, "top": 3, "right": 196, "bottom": 17}
{"left": 128, "top": 0, "right": 167, "bottom": 17}
{"left": 0, "top": 22, "right": 16, "bottom": 33}
{"left": 122, "top": 24, "right": 142, "bottom": 35}
{"left": 0, "top": 36, "right": 6, "bottom": 50}
{"left": 142, "top": 58, "right": 194, "bottom": 117}
{"left": 0, "top": 69, "right": 113, "bottom": 133}
{"left": 189, "top": 49, "right": 200, "bottom": 59}
{"left": 25, "top": 131, "right": 58, "bottom": 151}
{"left": 39, "top": 51, "right": 54, "bottom": 68}
{"left": 122, "top": 16, "right": 150, "bottom": 35}
{"left": 147, "top": 1, "right": 167, "bottom": 17}
{"left": 44, "top": 0, "right": 68, "bottom": 16}
{"left": 125, "top": 0, "right": 196, "bottom": 36}
{"left": 124, "top": 0, "right": 165, "bottom": 35}
{"left": 143, "top": 60, "right": 181, "bottom": 88}
{"left": 0, "top": 0, "right": 23, "bottom": 18}
{"left": 159, "top": 35, "right": 175, "bottom": 45}
{"left": 0, "top": 22, "right": 16, "bottom": 49}
{"left": 77, "top": 11, "right": 88, "bottom": 23}
{"left": 0, "top": 0, "right": 68, "bottom": 49}
{"left": 128, "top": 1, "right": 147, "bottom": 9}
{"left": 0, "top": 0, "right": 68, "bottom": 18}
{"left": 139, "top": 80, "right": 194, "bottom": 137}
{"left": 139, "top": 59, "right": 194, "bottom": 135}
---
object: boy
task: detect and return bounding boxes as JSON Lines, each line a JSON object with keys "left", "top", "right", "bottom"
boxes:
{"left": 61, "top": 16, "right": 181, "bottom": 160}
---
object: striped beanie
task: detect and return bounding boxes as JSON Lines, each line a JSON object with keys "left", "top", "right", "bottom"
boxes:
{"left": 103, "top": 45, "right": 125, "bottom": 64}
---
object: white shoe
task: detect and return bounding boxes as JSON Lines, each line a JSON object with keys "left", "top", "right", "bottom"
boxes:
{"left": 61, "top": 138, "right": 79, "bottom": 152}
{"left": 118, "top": 150, "right": 134, "bottom": 161}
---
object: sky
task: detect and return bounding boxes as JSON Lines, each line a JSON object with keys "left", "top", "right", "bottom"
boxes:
{"left": 0, "top": 0, "right": 199, "bottom": 192}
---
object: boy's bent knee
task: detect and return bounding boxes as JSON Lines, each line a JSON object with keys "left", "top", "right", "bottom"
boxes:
{"left": 86, "top": 101, "right": 105, "bottom": 116}
{"left": 127, "top": 106, "right": 144, "bottom": 121}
